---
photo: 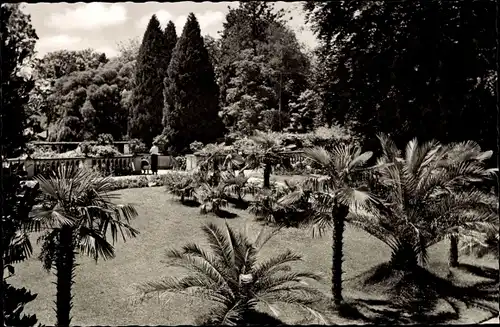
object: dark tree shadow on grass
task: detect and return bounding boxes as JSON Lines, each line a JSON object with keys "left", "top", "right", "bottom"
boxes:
{"left": 181, "top": 199, "right": 201, "bottom": 207}
{"left": 342, "top": 262, "right": 499, "bottom": 325}
{"left": 226, "top": 197, "right": 250, "bottom": 210}
{"left": 457, "top": 263, "right": 499, "bottom": 282}
{"left": 215, "top": 209, "right": 239, "bottom": 219}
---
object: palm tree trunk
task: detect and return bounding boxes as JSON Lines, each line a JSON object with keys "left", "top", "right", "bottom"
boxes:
{"left": 263, "top": 163, "right": 271, "bottom": 189}
{"left": 448, "top": 235, "right": 459, "bottom": 268}
{"left": 331, "top": 205, "right": 348, "bottom": 310}
{"left": 55, "top": 227, "right": 75, "bottom": 327}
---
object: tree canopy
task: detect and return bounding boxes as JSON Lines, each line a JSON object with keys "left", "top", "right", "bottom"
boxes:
{"left": 1, "top": 3, "right": 38, "bottom": 158}
{"left": 304, "top": 0, "right": 497, "bottom": 153}
{"left": 163, "top": 13, "right": 224, "bottom": 154}
{"left": 218, "top": 1, "right": 311, "bottom": 134}
{"left": 129, "top": 15, "right": 172, "bottom": 146}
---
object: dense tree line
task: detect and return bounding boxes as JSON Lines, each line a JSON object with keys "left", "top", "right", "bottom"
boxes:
{"left": 218, "top": 1, "right": 312, "bottom": 134}
{"left": 304, "top": 0, "right": 497, "bottom": 154}
{"left": 38, "top": 53, "right": 134, "bottom": 142}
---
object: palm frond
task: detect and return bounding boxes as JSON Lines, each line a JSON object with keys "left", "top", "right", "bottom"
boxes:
{"left": 303, "top": 147, "right": 332, "bottom": 167}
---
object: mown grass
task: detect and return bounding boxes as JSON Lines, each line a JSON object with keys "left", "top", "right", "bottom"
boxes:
{"left": 9, "top": 186, "right": 499, "bottom": 326}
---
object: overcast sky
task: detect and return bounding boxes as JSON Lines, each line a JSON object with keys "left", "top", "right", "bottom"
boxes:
{"left": 20, "top": 1, "right": 318, "bottom": 58}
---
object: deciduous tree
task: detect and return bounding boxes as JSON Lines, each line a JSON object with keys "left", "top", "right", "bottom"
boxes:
{"left": 304, "top": 1, "right": 497, "bottom": 153}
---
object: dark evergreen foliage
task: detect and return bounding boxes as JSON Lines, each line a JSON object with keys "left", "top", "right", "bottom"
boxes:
{"left": 161, "top": 20, "right": 178, "bottom": 130}
{"left": 129, "top": 15, "right": 170, "bottom": 146}
{"left": 1, "top": 5, "right": 39, "bottom": 326}
{"left": 164, "top": 13, "right": 224, "bottom": 154}
{"left": 305, "top": 1, "right": 497, "bottom": 154}
{"left": 1, "top": 3, "right": 38, "bottom": 158}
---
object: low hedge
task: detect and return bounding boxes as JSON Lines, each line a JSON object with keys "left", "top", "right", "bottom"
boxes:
{"left": 108, "top": 175, "right": 168, "bottom": 191}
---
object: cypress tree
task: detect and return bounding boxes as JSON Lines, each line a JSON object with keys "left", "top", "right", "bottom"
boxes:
{"left": 164, "top": 13, "right": 225, "bottom": 154}
{"left": 161, "top": 21, "right": 178, "bottom": 130}
{"left": 128, "top": 15, "right": 166, "bottom": 146}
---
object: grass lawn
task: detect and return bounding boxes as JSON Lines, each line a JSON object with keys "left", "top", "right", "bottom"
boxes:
{"left": 9, "top": 186, "right": 499, "bottom": 326}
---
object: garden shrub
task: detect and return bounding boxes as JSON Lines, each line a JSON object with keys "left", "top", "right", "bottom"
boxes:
{"left": 89, "top": 144, "right": 121, "bottom": 157}
{"left": 107, "top": 175, "right": 167, "bottom": 190}
{"left": 96, "top": 133, "right": 114, "bottom": 145}
{"left": 189, "top": 141, "right": 204, "bottom": 153}
{"left": 174, "top": 156, "right": 186, "bottom": 170}
{"left": 78, "top": 141, "right": 93, "bottom": 156}
{"left": 128, "top": 138, "right": 147, "bottom": 154}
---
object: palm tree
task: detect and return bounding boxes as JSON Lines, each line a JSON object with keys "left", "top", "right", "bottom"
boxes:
{"left": 279, "top": 144, "right": 376, "bottom": 309}
{"left": 164, "top": 172, "right": 197, "bottom": 203}
{"left": 249, "top": 180, "right": 312, "bottom": 228}
{"left": 348, "top": 135, "right": 498, "bottom": 272}
{"left": 133, "top": 222, "right": 327, "bottom": 325}
{"left": 195, "top": 182, "right": 229, "bottom": 216}
{"left": 221, "top": 170, "right": 259, "bottom": 207}
{"left": 247, "top": 131, "right": 289, "bottom": 189}
{"left": 438, "top": 140, "right": 498, "bottom": 267}
{"left": 29, "top": 166, "right": 139, "bottom": 327}
{"left": 196, "top": 143, "right": 245, "bottom": 186}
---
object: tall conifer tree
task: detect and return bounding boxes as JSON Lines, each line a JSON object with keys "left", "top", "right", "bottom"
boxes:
{"left": 128, "top": 15, "right": 166, "bottom": 146}
{"left": 164, "top": 13, "right": 224, "bottom": 154}
{"left": 161, "top": 21, "right": 178, "bottom": 130}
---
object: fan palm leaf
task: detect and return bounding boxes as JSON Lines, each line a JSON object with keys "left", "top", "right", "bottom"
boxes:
{"left": 29, "top": 165, "right": 138, "bottom": 326}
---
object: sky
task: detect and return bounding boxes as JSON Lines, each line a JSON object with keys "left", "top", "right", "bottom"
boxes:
{"left": 20, "top": 1, "right": 318, "bottom": 58}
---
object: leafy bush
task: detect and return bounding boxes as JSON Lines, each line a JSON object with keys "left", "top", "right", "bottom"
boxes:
{"left": 189, "top": 141, "right": 204, "bottom": 153}
{"left": 194, "top": 182, "right": 228, "bottom": 215}
{"left": 96, "top": 133, "right": 114, "bottom": 145}
{"left": 163, "top": 172, "right": 197, "bottom": 202}
{"left": 78, "top": 141, "right": 92, "bottom": 156}
{"left": 107, "top": 175, "right": 167, "bottom": 190}
{"left": 249, "top": 180, "right": 311, "bottom": 228}
{"left": 128, "top": 138, "right": 147, "bottom": 154}
{"left": 89, "top": 144, "right": 121, "bottom": 157}
{"left": 174, "top": 155, "right": 186, "bottom": 170}
{"left": 260, "top": 109, "right": 290, "bottom": 132}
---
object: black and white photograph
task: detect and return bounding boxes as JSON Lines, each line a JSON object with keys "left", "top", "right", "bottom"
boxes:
{"left": 1, "top": 1, "right": 499, "bottom": 326}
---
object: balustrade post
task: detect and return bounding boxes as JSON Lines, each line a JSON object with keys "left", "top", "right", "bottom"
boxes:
{"left": 25, "top": 158, "right": 35, "bottom": 177}
{"left": 84, "top": 158, "right": 93, "bottom": 170}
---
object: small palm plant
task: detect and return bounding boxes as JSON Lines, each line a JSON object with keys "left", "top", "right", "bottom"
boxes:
{"left": 195, "top": 182, "right": 229, "bottom": 216}
{"left": 164, "top": 172, "right": 197, "bottom": 203}
{"left": 132, "top": 222, "right": 327, "bottom": 325}
{"left": 221, "top": 171, "right": 258, "bottom": 206}
{"left": 29, "top": 166, "right": 139, "bottom": 327}
{"left": 247, "top": 131, "right": 289, "bottom": 189}
{"left": 279, "top": 144, "right": 376, "bottom": 309}
{"left": 249, "top": 180, "right": 312, "bottom": 228}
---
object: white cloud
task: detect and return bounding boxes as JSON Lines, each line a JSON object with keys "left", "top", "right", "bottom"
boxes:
{"left": 175, "top": 11, "right": 224, "bottom": 37}
{"left": 174, "top": 15, "right": 188, "bottom": 35}
{"left": 137, "top": 10, "right": 173, "bottom": 31}
{"left": 94, "top": 46, "right": 119, "bottom": 58}
{"left": 46, "top": 3, "right": 127, "bottom": 30}
{"left": 36, "top": 35, "right": 83, "bottom": 55}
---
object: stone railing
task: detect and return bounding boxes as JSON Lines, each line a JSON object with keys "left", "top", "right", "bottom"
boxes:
{"left": 4, "top": 154, "right": 180, "bottom": 178}
{"left": 3, "top": 155, "right": 135, "bottom": 177}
